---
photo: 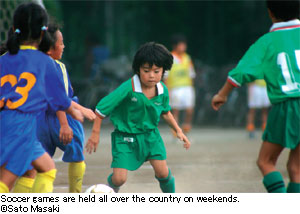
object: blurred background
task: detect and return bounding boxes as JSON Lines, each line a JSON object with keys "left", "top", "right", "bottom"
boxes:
{"left": 0, "top": 0, "right": 272, "bottom": 127}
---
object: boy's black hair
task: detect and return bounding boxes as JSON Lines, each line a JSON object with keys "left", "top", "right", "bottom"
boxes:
{"left": 39, "top": 22, "right": 61, "bottom": 53}
{"left": 132, "top": 42, "right": 173, "bottom": 77}
{"left": 171, "top": 34, "right": 187, "bottom": 47}
{"left": 6, "top": 2, "right": 49, "bottom": 55}
{"left": 266, "top": 0, "right": 300, "bottom": 21}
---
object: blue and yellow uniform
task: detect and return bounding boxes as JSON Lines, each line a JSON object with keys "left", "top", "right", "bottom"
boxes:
{"left": 37, "top": 60, "right": 85, "bottom": 163}
{"left": 35, "top": 60, "right": 85, "bottom": 193}
{"left": 0, "top": 46, "right": 71, "bottom": 177}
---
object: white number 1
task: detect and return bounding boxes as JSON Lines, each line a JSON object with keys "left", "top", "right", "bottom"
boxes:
{"left": 277, "top": 50, "right": 300, "bottom": 93}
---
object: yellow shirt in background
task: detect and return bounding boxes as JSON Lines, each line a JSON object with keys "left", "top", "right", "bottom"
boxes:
{"left": 254, "top": 79, "right": 267, "bottom": 87}
{"left": 166, "top": 52, "right": 195, "bottom": 89}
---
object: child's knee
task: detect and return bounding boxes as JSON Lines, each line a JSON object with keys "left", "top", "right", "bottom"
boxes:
{"left": 256, "top": 158, "right": 264, "bottom": 169}
{"left": 46, "top": 160, "right": 56, "bottom": 172}
{"left": 256, "top": 156, "right": 277, "bottom": 170}
{"left": 155, "top": 169, "right": 173, "bottom": 181}
{"left": 33, "top": 154, "right": 56, "bottom": 173}
{"left": 155, "top": 169, "right": 169, "bottom": 179}
{"left": 155, "top": 170, "right": 175, "bottom": 193}
{"left": 112, "top": 174, "right": 127, "bottom": 186}
{"left": 287, "top": 161, "right": 300, "bottom": 175}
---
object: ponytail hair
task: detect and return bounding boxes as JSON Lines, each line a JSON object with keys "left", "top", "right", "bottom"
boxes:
{"left": 39, "top": 22, "right": 61, "bottom": 53}
{"left": 6, "top": 28, "right": 21, "bottom": 54}
{"left": 6, "top": 2, "right": 49, "bottom": 55}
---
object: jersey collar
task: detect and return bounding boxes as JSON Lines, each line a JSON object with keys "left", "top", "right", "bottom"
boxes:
{"left": 20, "top": 45, "right": 38, "bottom": 50}
{"left": 132, "top": 74, "right": 164, "bottom": 95}
{"left": 270, "top": 19, "right": 300, "bottom": 32}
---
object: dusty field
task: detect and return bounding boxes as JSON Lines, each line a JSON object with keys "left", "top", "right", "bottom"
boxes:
{"left": 53, "top": 123, "right": 290, "bottom": 193}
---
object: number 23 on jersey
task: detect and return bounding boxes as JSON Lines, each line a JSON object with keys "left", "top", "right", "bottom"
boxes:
{"left": 0, "top": 72, "right": 36, "bottom": 109}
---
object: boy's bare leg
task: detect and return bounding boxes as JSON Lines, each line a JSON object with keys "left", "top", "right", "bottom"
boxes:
{"left": 107, "top": 168, "right": 127, "bottom": 192}
{"left": 150, "top": 159, "right": 175, "bottom": 193}
{"left": 287, "top": 144, "right": 300, "bottom": 182}
{"left": 287, "top": 143, "right": 300, "bottom": 192}
{"left": 257, "top": 141, "right": 286, "bottom": 193}
{"left": 150, "top": 159, "right": 169, "bottom": 178}
{"left": 0, "top": 165, "right": 18, "bottom": 191}
{"left": 257, "top": 141, "right": 284, "bottom": 175}
{"left": 111, "top": 168, "right": 128, "bottom": 186}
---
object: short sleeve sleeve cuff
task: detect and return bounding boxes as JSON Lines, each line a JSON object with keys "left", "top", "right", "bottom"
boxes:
{"left": 95, "top": 109, "right": 106, "bottom": 119}
{"left": 227, "top": 76, "right": 241, "bottom": 87}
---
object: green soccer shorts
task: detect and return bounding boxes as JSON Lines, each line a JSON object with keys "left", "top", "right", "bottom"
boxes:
{"left": 262, "top": 98, "right": 300, "bottom": 149}
{"left": 110, "top": 128, "right": 167, "bottom": 170}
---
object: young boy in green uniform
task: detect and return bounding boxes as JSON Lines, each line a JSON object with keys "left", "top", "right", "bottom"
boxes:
{"left": 212, "top": 0, "right": 300, "bottom": 193}
{"left": 86, "top": 42, "right": 191, "bottom": 193}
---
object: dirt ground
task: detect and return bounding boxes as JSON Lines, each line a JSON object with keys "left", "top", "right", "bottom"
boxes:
{"left": 53, "top": 123, "right": 290, "bottom": 193}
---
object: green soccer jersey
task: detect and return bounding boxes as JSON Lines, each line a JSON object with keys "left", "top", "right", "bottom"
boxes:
{"left": 228, "top": 19, "right": 300, "bottom": 104}
{"left": 95, "top": 74, "right": 171, "bottom": 133}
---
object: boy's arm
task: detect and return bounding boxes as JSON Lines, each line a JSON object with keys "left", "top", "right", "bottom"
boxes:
{"left": 211, "top": 35, "right": 268, "bottom": 111}
{"left": 72, "top": 101, "right": 96, "bottom": 121}
{"left": 211, "top": 81, "right": 235, "bottom": 111}
{"left": 85, "top": 114, "right": 102, "bottom": 154}
{"left": 162, "top": 111, "right": 191, "bottom": 150}
{"left": 56, "top": 111, "right": 73, "bottom": 145}
{"left": 85, "top": 79, "right": 131, "bottom": 154}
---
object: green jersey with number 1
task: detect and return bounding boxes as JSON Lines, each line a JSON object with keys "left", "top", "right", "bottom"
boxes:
{"left": 228, "top": 19, "right": 300, "bottom": 104}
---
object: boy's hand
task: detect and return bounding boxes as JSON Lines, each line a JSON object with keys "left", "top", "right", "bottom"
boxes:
{"left": 211, "top": 94, "right": 227, "bottom": 111}
{"left": 176, "top": 130, "right": 191, "bottom": 150}
{"left": 59, "top": 124, "right": 73, "bottom": 145}
{"left": 86, "top": 131, "right": 99, "bottom": 154}
{"left": 82, "top": 107, "right": 96, "bottom": 121}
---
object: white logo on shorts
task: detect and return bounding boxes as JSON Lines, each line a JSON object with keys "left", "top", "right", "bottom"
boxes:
{"left": 124, "top": 137, "right": 134, "bottom": 143}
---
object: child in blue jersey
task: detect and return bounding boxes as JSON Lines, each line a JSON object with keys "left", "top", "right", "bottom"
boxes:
{"left": 0, "top": 3, "right": 84, "bottom": 193}
{"left": 86, "top": 42, "right": 191, "bottom": 193}
{"left": 38, "top": 23, "right": 95, "bottom": 193}
{"left": 13, "top": 23, "right": 96, "bottom": 193}
{"left": 212, "top": 0, "right": 300, "bottom": 193}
